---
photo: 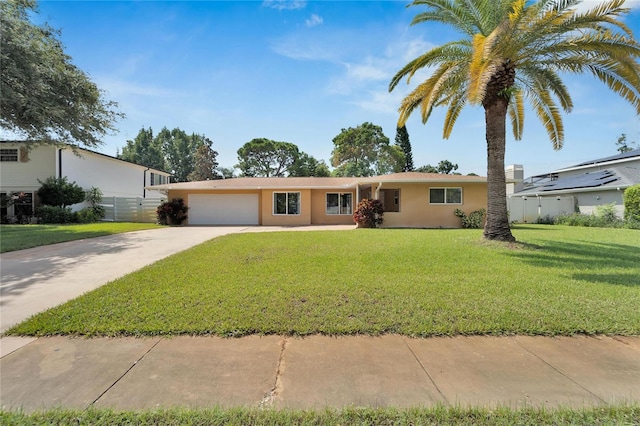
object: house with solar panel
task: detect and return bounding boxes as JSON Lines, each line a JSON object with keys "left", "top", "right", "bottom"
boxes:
{"left": 506, "top": 149, "right": 640, "bottom": 223}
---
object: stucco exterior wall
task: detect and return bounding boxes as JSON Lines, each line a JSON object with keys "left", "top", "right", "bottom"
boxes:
{"left": 575, "top": 191, "right": 624, "bottom": 217}
{"left": 261, "top": 189, "right": 312, "bottom": 226}
{"left": 0, "top": 143, "right": 56, "bottom": 192}
{"left": 310, "top": 189, "right": 356, "bottom": 225}
{"left": 61, "top": 149, "right": 167, "bottom": 199}
{"left": 379, "top": 182, "right": 487, "bottom": 228}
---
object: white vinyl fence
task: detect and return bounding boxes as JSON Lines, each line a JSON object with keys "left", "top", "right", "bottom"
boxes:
{"left": 507, "top": 195, "right": 575, "bottom": 223}
{"left": 100, "top": 197, "right": 165, "bottom": 223}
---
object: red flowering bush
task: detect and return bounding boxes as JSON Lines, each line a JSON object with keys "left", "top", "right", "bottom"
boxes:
{"left": 157, "top": 198, "right": 189, "bottom": 225}
{"left": 353, "top": 198, "right": 384, "bottom": 228}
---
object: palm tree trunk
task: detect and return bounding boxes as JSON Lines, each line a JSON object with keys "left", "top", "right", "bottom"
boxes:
{"left": 483, "top": 97, "right": 516, "bottom": 242}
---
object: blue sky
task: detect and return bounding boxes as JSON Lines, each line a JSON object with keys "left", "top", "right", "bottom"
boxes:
{"left": 33, "top": 0, "right": 640, "bottom": 177}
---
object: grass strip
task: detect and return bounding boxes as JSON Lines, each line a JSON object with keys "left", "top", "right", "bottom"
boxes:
{"left": 6, "top": 225, "right": 639, "bottom": 337}
{"left": 0, "top": 223, "right": 163, "bottom": 253}
{"left": 1, "top": 405, "right": 638, "bottom": 425}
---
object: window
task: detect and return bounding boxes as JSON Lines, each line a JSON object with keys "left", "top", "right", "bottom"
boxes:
{"left": 150, "top": 173, "right": 167, "bottom": 186}
{"left": 273, "top": 192, "right": 300, "bottom": 215}
{"left": 326, "top": 193, "right": 352, "bottom": 215}
{"left": 430, "top": 187, "right": 462, "bottom": 204}
{"left": 0, "top": 149, "right": 18, "bottom": 162}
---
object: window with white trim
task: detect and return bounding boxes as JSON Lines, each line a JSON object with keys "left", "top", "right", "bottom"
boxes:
{"left": 0, "top": 149, "right": 18, "bottom": 162}
{"left": 273, "top": 192, "right": 300, "bottom": 215}
{"left": 429, "top": 187, "right": 462, "bottom": 204}
{"left": 326, "top": 193, "right": 352, "bottom": 215}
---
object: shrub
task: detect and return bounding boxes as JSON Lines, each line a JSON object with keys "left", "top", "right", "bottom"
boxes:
{"left": 76, "top": 207, "right": 102, "bottom": 223}
{"left": 624, "top": 184, "right": 640, "bottom": 222}
{"left": 553, "top": 204, "right": 625, "bottom": 228}
{"left": 37, "top": 177, "right": 85, "bottom": 207}
{"left": 84, "top": 187, "right": 105, "bottom": 221}
{"left": 594, "top": 203, "right": 620, "bottom": 225}
{"left": 454, "top": 208, "right": 486, "bottom": 229}
{"left": 36, "top": 205, "right": 76, "bottom": 224}
{"left": 353, "top": 198, "right": 384, "bottom": 228}
{"left": 157, "top": 198, "right": 189, "bottom": 225}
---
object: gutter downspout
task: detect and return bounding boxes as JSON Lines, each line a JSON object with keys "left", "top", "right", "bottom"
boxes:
{"left": 375, "top": 182, "right": 383, "bottom": 200}
{"left": 143, "top": 168, "right": 150, "bottom": 198}
{"left": 58, "top": 149, "right": 63, "bottom": 178}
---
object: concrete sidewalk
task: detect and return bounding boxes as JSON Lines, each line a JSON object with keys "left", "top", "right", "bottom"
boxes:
{"left": 1, "top": 334, "right": 638, "bottom": 412}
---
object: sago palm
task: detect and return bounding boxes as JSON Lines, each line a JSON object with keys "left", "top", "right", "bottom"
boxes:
{"left": 389, "top": 0, "right": 640, "bottom": 242}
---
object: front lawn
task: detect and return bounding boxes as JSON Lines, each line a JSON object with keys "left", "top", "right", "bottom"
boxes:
{"left": 6, "top": 225, "right": 640, "bottom": 337}
{"left": 0, "top": 223, "right": 163, "bottom": 253}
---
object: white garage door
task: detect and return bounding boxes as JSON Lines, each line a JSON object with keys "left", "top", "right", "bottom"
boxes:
{"left": 188, "top": 194, "right": 259, "bottom": 225}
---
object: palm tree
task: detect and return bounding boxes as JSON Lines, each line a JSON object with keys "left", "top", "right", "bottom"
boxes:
{"left": 389, "top": 0, "right": 640, "bottom": 242}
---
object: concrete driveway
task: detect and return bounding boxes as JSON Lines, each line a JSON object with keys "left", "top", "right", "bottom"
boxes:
{"left": 0, "top": 226, "right": 248, "bottom": 336}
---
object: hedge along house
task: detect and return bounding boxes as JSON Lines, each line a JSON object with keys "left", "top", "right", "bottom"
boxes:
{"left": 146, "top": 172, "right": 489, "bottom": 228}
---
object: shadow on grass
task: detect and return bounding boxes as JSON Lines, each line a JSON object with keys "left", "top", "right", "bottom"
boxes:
{"left": 507, "top": 239, "right": 640, "bottom": 286}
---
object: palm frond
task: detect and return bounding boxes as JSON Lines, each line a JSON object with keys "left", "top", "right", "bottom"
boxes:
{"left": 389, "top": 41, "right": 470, "bottom": 91}
{"left": 398, "top": 64, "right": 449, "bottom": 126}
{"left": 587, "top": 62, "right": 640, "bottom": 114}
{"left": 517, "top": 65, "right": 574, "bottom": 113}
{"left": 467, "top": 32, "right": 501, "bottom": 105}
{"left": 443, "top": 89, "right": 467, "bottom": 139}
{"left": 507, "top": 87, "right": 524, "bottom": 140}
{"left": 529, "top": 87, "right": 565, "bottom": 150}
{"left": 410, "top": 0, "right": 476, "bottom": 35}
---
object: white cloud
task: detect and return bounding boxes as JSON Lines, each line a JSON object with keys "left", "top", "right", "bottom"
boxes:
{"left": 262, "top": 0, "right": 306, "bottom": 11}
{"left": 571, "top": 0, "right": 640, "bottom": 13}
{"left": 305, "top": 14, "right": 323, "bottom": 27}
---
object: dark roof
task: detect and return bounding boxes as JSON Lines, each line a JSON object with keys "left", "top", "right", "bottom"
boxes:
{"left": 534, "top": 170, "right": 619, "bottom": 192}
{"left": 569, "top": 149, "right": 640, "bottom": 168}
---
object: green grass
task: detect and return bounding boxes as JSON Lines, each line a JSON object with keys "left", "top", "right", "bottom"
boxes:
{"left": 7, "top": 225, "right": 639, "bottom": 337}
{"left": 0, "top": 222, "right": 163, "bottom": 253}
{"left": 1, "top": 405, "right": 638, "bottom": 425}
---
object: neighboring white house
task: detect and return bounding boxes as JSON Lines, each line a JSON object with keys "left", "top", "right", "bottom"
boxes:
{"left": 0, "top": 141, "right": 171, "bottom": 221}
{"left": 507, "top": 149, "right": 640, "bottom": 222}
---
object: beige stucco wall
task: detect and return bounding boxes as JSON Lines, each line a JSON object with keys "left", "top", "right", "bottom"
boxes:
{"left": 310, "top": 189, "right": 356, "bottom": 225}
{"left": 261, "top": 189, "right": 312, "bottom": 226}
{"left": 378, "top": 182, "right": 487, "bottom": 228}
{"left": 167, "top": 183, "right": 486, "bottom": 228}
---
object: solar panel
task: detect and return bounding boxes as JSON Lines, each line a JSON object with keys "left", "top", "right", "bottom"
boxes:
{"left": 537, "top": 170, "right": 619, "bottom": 191}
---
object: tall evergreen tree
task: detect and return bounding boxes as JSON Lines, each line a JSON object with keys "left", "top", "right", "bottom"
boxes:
{"left": 188, "top": 138, "right": 219, "bottom": 181}
{"left": 394, "top": 126, "right": 414, "bottom": 172}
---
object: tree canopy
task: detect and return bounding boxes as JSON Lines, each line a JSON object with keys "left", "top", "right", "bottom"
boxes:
{"left": 416, "top": 160, "right": 459, "bottom": 174}
{"left": 119, "top": 127, "right": 166, "bottom": 171}
{"left": 615, "top": 133, "right": 638, "bottom": 153}
{"left": 236, "top": 138, "right": 300, "bottom": 177}
{"left": 119, "top": 126, "right": 220, "bottom": 182}
{"left": 390, "top": 0, "right": 640, "bottom": 242}
{"left": 331, "top": 122, "right": 405, "bottom": 177}
{"left": 289, "top": 152, "right": 331, "bottom": 177}
{"left": 0, "top": 0, "right": 122, "bottom": 148}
